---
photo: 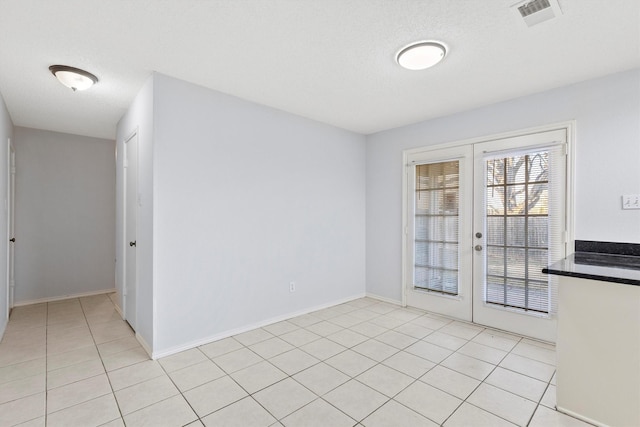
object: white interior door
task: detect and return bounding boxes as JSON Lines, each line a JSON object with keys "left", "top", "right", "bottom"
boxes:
{"left": 6, "top": 139, "right": 15, "bottom": 313}
{"left": 124, "top": 133, "right": 138, "bottom": 330}
{"left": 405, "top": 128, "right": 568, "bottom": 342}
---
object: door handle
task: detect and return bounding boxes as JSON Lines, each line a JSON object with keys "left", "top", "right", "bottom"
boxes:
{"left": 9, "top": 238, "right": 15, "bottom": 243}
{"left": 129, "top": 241, "right": 136, "bottom": 247}
{"left": 474, "top": 245, "right": 483, "bottom": 251}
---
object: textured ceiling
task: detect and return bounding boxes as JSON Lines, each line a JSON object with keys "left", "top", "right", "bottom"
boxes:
{"left": 0, "top": 0, "right": 638, "bottom": 140}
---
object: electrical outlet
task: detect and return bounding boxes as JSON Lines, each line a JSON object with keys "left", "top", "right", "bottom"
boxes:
{"left": 622, "top": 194, "right": 640, "bottom": 210}
{"left": 289, "top": 281, "right": 296, "bottom": 292}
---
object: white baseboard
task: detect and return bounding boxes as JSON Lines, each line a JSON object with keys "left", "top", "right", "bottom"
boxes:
{"left": 365, "top": 292, "right": 402, "bottom": 306}
{"left": 114, "top": 303, "right": 124, "bottom": 318}
{"left": 556, "top": 406, "right": 608, "bottom": 427}
{"left": 0, "top": 318, "right": 6, "bottom": 343}
{"left": 151, "top": 292, "right": 366, "bottom": 359}
{"left": 13, "top": 288, "right": 117, "bottom": 307}
{"left": 136, "top": 333, "right": 153, "bottom": 358}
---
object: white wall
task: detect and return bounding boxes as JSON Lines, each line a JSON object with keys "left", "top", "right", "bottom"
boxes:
{"left": 152, "top": 74, "right": 366, "bottom": 355}
{"left": 0, "top": 92, "right": 12, "bottom": 336}
{"left": 366, "top": 68, "right": 640, "bottom": 302}
{"left": 115, "top": 76, "right": 154, "bottom": 350}
{"left": 13, "top": 127, "right": 115, "bottom": 303}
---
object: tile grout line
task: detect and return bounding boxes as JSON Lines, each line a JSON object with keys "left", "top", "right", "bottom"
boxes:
{"left": 363, "top": 323, "right": 488, "bottom": 425}
{"left": 199, "top": 340, "right": 283, "bottom": 423}
{"left": 525, "top": 369, "right": 556, "bottom": 427}
{"left": 190, "top": 328, "right": 375, "bottom": 424}
{"left": 156, "top": 347, "right": 213, "bottom": 425}
{"left": 214, "top": 306, "right": 509, "bottom": 425}
{"left": 0, "top": 306, "right": 45, "bottom": 424}
{"left": 155, "top": 342, "right": 295, "bottom": 424}
{"left": 465, "top": 333, "right": 556, "bottom": 426}
{"left": 15, "top": 296, "right": 563, "bottom": 427}
{"left": 324, "top": 306, "right": 483, "bottom": 425}
{"left": 440, "top": 334, "right": 524, "bottom": 427}
{"left": 335, "top": 312, "right": 549, "bottom": 426}
{"left": 289, "top": 345, "right": 382, "bottom": 425}
{"left": 77, "top": 296, "right": 126, "bottom": 426}
{"left": 205, "top": 344, "right": 313, "bottom": 424}
{"left": 214, "top": 310, "right": 431, "bottom": 425}
{"left": 234, "top": 308, "right": 538, "bottom": 425}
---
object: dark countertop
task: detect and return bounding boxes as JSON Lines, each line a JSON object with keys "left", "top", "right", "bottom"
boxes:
{"left": 543, "top": 253, "right": 640, "bottom": 286}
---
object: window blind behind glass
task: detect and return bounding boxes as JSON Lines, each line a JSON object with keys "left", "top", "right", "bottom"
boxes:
{"left": 414, "top": 161, "right": 460, "bottom": 295}
{"left": 483, "top": 144, "right": 564, "bottom": 315}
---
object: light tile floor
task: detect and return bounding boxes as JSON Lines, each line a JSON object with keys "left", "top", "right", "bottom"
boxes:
{"left": 0, "top": 293, "right": 593, "bottom": 426}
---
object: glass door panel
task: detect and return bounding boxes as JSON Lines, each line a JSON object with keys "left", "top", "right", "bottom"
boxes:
{"left": 472, "top": 129, "right": 567, "bottom": 343}
{"left": 414, "top": 161, "right": 460, "bottom": 295}
{"left": 484, "top": 151, "right": 550, "bottom": 313}
{"left": 405, "top": 145, "right": 473, "bottom": 321}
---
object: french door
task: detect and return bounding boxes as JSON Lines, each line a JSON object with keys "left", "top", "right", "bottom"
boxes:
{"left": 405, "top": 128, "right": 568, "bottom": 342}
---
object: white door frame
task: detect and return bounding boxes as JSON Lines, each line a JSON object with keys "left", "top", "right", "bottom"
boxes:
{"left": 402, "top": 122, "right": 575, "bottom": 340}
{"left": 123, "top": 130, "right": 138, "bottom": 330}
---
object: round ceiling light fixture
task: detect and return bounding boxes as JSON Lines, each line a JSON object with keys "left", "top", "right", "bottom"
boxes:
{"left": 396, "top": 41, "right": 447, "bottom": 70}
{"left": 49, "top": 65, "right": 98, "bottom": 91}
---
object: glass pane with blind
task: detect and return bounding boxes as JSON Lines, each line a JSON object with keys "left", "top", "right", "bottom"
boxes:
{"left": 484, "top": 151, "right": 550, "bottom": 313}
{"left": 414, "top": 161, "right": 460, "bottom": 295}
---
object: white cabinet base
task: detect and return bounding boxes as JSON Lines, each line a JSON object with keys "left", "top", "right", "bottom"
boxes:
{"left": 557, "top": 276, "right": 640, "bottom": 427}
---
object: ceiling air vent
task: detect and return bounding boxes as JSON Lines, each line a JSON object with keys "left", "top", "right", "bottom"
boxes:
{"left": 512, "top": 0, "right": 562, "bottom": 27}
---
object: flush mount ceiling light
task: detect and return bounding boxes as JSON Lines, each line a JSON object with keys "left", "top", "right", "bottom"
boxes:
{"left": 49, "top": 65, "right": 98, "bottom": 91}
{"left": 396, "top": 41, "right": 447, "bottom": 70}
